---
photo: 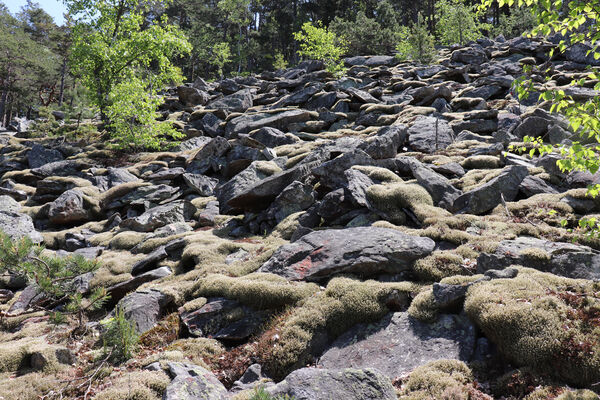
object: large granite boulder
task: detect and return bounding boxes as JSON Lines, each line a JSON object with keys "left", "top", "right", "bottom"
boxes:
{"left": 164, "top": 362, "right": 228, "bottom": 400}
{"left": 0, "top": 211, "right": 43, "bottom": 243}
{"left": 267, "top": 367, "right": 396, "bottom": 400}
{"left": 259, "top": 227, "right": 435, "bottom": 281}
{"left": 47, "top": 189, "right": 92, "bottom": 225}
{"left": 318, "top": 312, "right": 476, "bottom": 379}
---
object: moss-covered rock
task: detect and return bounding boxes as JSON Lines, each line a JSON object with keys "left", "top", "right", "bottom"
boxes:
{"left": 465, "top": 267, "right": 600, "bottom": 387}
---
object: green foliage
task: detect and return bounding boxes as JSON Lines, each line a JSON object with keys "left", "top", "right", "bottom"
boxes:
{"left": 101, "top": 306, "right": 138, "bottom": 363}
{"left": 66, "top": 0, "right": 191, "bottom": 149}
{"left": 395, "top": 13, "right": 436, "bottom": 64}
{"left": 272, "top": 52, "right": 288, "bottom": 70}
{"left": 437, "top": 0, "right": 489, "bottom": 45}
{"left": 293, "top": 22, "right": 348, "bottom": 77}
{"left": 249, "top": 386, "right": 294, "bottom": 400}
{"left": 211, "top": 42, "right": 232, "bottom": 79}
{"left": 491, "top": 5, "right": 537, "bottom": 38}
{"left": 330, "top": 11, "right": 399, "bottom": 55}
{"left": 106, "top": 78, "right": 183, "bottom": 150}
{"left": 487, "top": 0, "right": 600, "bottom": 237}
{"left": 0, "top": 231, "right": 108, "bottom": 327}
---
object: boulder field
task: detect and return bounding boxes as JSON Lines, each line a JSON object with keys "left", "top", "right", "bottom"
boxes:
{"left": 1, "top": 35, "right": 600, "bottom": 399}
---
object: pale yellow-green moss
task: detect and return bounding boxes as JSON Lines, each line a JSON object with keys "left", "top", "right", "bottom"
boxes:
{"left": 92, "top": 370, "right": 170, "bottom": 400}
{"left": 398, "top": 360, "right": 474, "bottom": 400}
{"left": 465, "top": 267, "right": 600, "bottom": 387}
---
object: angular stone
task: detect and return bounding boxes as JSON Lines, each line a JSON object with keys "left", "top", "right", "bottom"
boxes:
{"left": 318, "top": 312, "right": 476, "bottom": 379}
{"left": 179, "top": 297, "right": 268, "bottom": 340}
{"left": 259, "top": 227, "right": 435, "bottom": 281}
{"left": 408, "top": 116, "right": 454, "bottom": 153}
{"left": 177, "top": 86, "right": 209, "bottom": 106}
{"left": 477, "top": 236, "right": 600, "bottom": 280}
{"left": 249, "top": 127, "right": 298, "bottom": 148}
{"left": 226, "top": 109, "right": 315, "bottom": 138}
{"left": 117, "top": 289, "right": 173, "bottom": 334}
{"left": 519, "top": 175, "right": 558, "bottom": 197}
{"left": 164, "top": 362, "right": 228, "bottom": 400}
{"left": 412, "top": 165, "right": 463, "bottom": 210}
{"left": 47, "top": 189, "right": 91, "bottom": 225}
{"left": 266, "top": 181, "right": 316, "bottom": 223}
{"left": 224, "top": 163, "right": 313, "bottom": 214}
{"left": 207, "top": 89, "right": 253, "bottom": 112}
{"left": 183, "top": 173, "right": 218, "bottom": 196}
{"left": 359, "top": 124, "right": 407, "bottom": 159}
{"left": 120, "top": 201, "right": 194, "bottom": 232}
{"left": 267, "top": 367, "right": 396, "bottom": 400}
{"left": 0, "top": 211, "right": 43, "bottom": 243}
{"left": 452, "top": 165, "right": 529, "bottom": 214}
{"left": 27, "top": 144, "right": 63, "bottom": 169}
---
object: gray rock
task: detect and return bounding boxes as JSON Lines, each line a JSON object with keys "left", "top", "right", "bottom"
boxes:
{"left": 266, "top": 181, "right": 316, "bottom": 223}
{"left": 318, "top": 312, "right": 476, "bottom": 379}
{"left": 117, "top": 289, "right": 173, "bottom": 334}
{"left": 164, "top": 362, "right": 228, "bottom": 400}
{"left": 31, "top": 159, "right": 91, "bottom": 178}
{"left": 198, "top": 113, "right": 224, "bottom": 138}
{"left": 179, "top": 297, "right": 268, "bottom": 341}
{"left": 27, "top": 144, "right": 63, "bottom": 169}
{"left": 271, "top": 83, "right": 323, "bottom": 108}
{"left": 103, "top": 184, "right": 180, "bottom": 211}
{"left": 177, "top": 86, "right": 209, "bottom": 106}
{"left": 183, "top": 173, "right": 219, "bottom": 196}
{"left": 268, "top": 367, "right": 396, "bottom": 400}
{"left": 519, "top": 175, "right": 558, "bottom": 197}
{"left": 413, "top": 165, "right": 463, "bottom": 210}
{"left": 186, "top": 137, "right": 231, "bottom": 175}
{"left": 226, "top": 109, "right": 314, "bottom": 138}
{"left": 249, "top": 127, "right": 298, "bottom": 147}
{"left": 198, "top": 200, "right": 220, "bottom": 227}
{"left": 259, "top": 227, "right": 435, "bottom": 281}
{"left": 312, "top": 149, "right": 375, "bottom": 190}
{"left": 0, "top": 195, "right": 20, "bottom": 213}
{"left": 223, "top": 163, "right": 314, "bottom": 214}
{"left": 452, "top": 165, "right": 529, "bottom": 214}
{"left": 451, "top": 47, "right": 488, "bottom": 65}
{"left": 408, "top": 116, "right": 454, "bottom": 153}
{"left": 207, "top": 89, "right": 253, "bottom": 112}
{"left": 565, "top": 42, "right": 600, "bottom": 66}
{"left": 120, "top": 201, "right": 194, "bottom": 232}
{"left": 433, "top": 283, "right": 469, "bottom": 310}
{"left": 513, "top": 116, "right": 550, "bottom": 138}
{"left": 47, "top": 189, "right": 91, "bottom": 225}
{"left": 0, "top": 211, "right": 43, "bottom": 243}
{"left": 106, "top": 267, "right": 173, "bottom": 302}
{"left": 175, "top": 137, "right": 213, "bottom": 152}
{"left": 477, "top": 236, "right": 600, "bottom": 280}
{"left": 230, "top": 364, "right": 273, "bottom": 393}
{"left": 359, "top": 124, "right": 407, "bottom": 159}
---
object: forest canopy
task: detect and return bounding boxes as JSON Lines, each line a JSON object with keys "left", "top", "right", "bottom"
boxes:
{"left": 0, "top": 0, "right": 535, "bottom": 130}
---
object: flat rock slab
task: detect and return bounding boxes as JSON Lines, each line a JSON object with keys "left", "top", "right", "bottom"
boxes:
{"left": 259, "top": 227, "right": 435, "bottom": 281}
{"left": 477, "top": 236, "right": 600, "bottom": 280}
{"left": 164, "top": 362, "right": 228, "bottom": 400}
{"left": 318, "top": 312, "right": 476, "bottom": 379}
{"left": 268, "top": 367, "right": 396, "bottom": 400}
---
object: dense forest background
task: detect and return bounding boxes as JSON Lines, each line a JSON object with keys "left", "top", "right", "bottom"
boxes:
{"left": 0, "top": 0, "right": 534, "bottom": 126}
